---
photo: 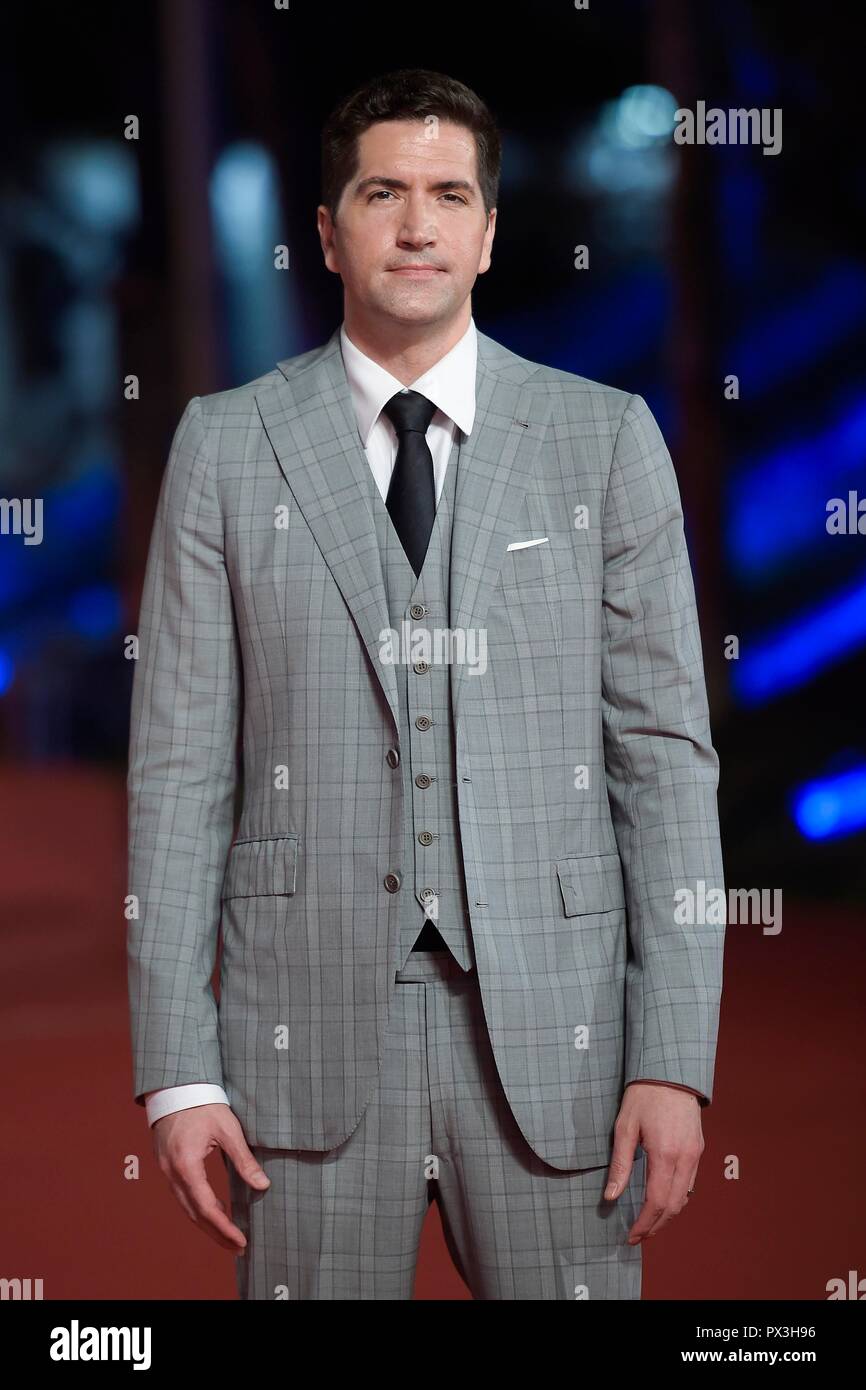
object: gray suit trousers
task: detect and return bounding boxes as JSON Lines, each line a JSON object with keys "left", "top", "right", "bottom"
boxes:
{"left": 224, "top": 949, "right": 644, "bottom": 1300}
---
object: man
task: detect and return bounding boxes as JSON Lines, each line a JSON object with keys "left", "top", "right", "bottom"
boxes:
{"left": 127, "top": 68, "right": 726, "bottom": 1301}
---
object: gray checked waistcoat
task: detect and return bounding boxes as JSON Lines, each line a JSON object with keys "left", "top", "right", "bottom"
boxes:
{"left": 370, "top": 430, "right": 476, "bottom": 973}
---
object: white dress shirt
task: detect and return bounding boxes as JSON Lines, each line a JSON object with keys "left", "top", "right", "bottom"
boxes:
{"left": 143, "top": 317, "right": 478, "bottom": 1126}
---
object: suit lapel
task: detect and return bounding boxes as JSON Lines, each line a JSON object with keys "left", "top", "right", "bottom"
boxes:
{"left": 449, "top": 336, "right": 551, "bottom": 724}
{"left": 255, "top": 328, "right": 400, "bottom": 727}
{"left": 255, "top": 325, "right": 551, "bottom": 734}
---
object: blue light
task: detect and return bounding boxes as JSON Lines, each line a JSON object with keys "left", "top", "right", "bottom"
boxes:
{"left": 727, "top": 262, "right": 866, "bottom": 397}
{"left": 727, "top": 392, "right": 866, "bottom": 581}
{"left": 733, "top": 571, "right": 866, "bottom": 704}
{"left": 211, "top": 142, "right": 279, "bottom": 273}
{"left": 732, "top": 46, "right": 778, "bottom": 103}
{"left": 490, "top": 266, "right": 670, "bottom": 380}
{"left": 606, "top": 86, "right": 679, "bottom": 149}
{"left": 68, "top": 585, "right": 121, "bottom": 639}
{"left": 210, "top": 141, "right": 302, "bottom": 377}
{"left": 793, "top": 766, "right": 866, "bottom": 840}
{"left": 42, "top": 140, "right": 140, "bottom": 232}
{"left": 0, "top": 466, "right": 120, "bottom": 610}
{"left": 0, "top": 649, "right": 13, "bottom": 695}
{"left": 717, "top": 164, "right": 764, "bottom": 283}
{"left": 570, "top": 87, "right": 678, "bottom": 197}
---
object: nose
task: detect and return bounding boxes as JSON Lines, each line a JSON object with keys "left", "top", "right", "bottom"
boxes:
{"left": 397, "top": 224, "right": 435, "bottom": 249}
{"left": 397, "top": 195, "right": 436, "bottom": 248}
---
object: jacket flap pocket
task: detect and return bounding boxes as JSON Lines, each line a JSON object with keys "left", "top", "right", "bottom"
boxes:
{"left": 556, "top": 852, "right": 624, "bottom": 917}
{"left": 221, "top": 835, "right": 299, "bottom": 899}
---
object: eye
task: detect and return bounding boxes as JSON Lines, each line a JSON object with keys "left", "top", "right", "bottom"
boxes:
{"left": 367, "top": 190, "right": 468, "bottom": 204}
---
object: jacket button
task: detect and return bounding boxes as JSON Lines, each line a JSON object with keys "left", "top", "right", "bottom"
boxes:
{"left": 413, "top": 660, "right": 430, "bottom": 674}
{"left": 414, "top": 773, "right": 432, "bottom": 788}
{"left": 384, "top": 872, "right": 402, "bottom": 892}
{"left": 418, "top": 830, "right": 434, "bottom": 846}
{"left": 386, "top": 748, "right": 400, "bottom": 768}
{"left": 415, "top": 715, "right": 433, "bottom": 731}
{"left": 410, "top": 603, "right": 426, "bottom": 619}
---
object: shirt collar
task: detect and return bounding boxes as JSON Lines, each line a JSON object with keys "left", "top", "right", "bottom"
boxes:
{"left": 339, "top": 317, "right": 477, "bottom": 447}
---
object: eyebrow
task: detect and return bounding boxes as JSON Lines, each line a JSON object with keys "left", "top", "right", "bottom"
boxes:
{"left": 354, "top": 176, "right": 476, "bottom": 196}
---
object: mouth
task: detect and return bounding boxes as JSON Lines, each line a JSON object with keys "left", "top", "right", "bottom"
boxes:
{"left": 388, "top": 266, "right": 445, "bottom": 277}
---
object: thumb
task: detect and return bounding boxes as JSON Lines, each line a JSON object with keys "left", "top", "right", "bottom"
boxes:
{"left": 604, "top": 1132, "right": 636, "bottom": 1200}
{"left": 222, "top": 1126, "right": 271, "bottom": 1190}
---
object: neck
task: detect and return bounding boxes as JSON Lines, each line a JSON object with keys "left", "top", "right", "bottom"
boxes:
{"left": 343, "top": 304, "right": 471, "bottom": 384}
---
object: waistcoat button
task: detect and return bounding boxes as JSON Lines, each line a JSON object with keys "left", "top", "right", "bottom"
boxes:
{"left": 418, "top": 830, "right": 434, "bottom": 846}
{"left": 414, "top": 773, "right": 432, "bottom": 788}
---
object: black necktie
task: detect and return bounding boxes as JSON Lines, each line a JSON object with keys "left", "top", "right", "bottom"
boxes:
{"left": 381, "top": 388, "right": 445, "bottom": 953}
{"left": 382, "top": 389, "right": 437, "bottom": 576}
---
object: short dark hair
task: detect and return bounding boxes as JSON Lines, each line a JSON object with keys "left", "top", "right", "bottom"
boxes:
{"left": 321, "top": 68, "right": 501, "bottom": 222}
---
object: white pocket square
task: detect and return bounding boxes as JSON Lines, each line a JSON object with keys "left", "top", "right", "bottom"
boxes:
{"left": 506, "top": 536, "right": 549, "bottom": 551}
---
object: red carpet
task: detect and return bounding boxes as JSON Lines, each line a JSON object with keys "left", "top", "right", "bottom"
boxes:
{"left": 2, "top": 766, "right": 862, "bottom": 1299}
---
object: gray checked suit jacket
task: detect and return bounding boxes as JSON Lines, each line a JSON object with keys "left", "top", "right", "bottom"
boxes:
{"left": 126, "top": 324, "right": 726, "bottom": 1171}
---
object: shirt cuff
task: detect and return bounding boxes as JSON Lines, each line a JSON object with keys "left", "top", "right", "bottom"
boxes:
{"left": 144, "top": 1084, "right": 231, "bottom": 1127}
{"left": 626, "top": 1078, "right": 707, "bottom": 1103}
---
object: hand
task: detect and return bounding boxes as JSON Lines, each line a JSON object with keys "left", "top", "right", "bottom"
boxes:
{"left": 151, "top": 1103, "right": 270, "bottom": 1252}
{"left": 604, "top": 1083, "right": 703, "bottom": 1245}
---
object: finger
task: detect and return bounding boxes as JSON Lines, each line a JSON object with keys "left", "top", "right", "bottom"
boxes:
{"left": 174, "top": 1157, "right": 249, "bottom": 1249}
{"left": 642, "top": 1149, "right": 700, "bottom": 1240}
{"left": 643, "top": 1162, "right": 688, "bottom": 1238}
{"left": 169, "top": 1180, "right": 240, "bottom": 1251}
{"left": 665, "top": 1147, "right": 702, "bottom": 1221}
{"left": 666, "top": 1152, "right": 701, "bottom": 1226}
{"left": 627, "top": 1149, "right": 676, "bottom": 1243}
{"left": 688, "top": 1155, "right": 700, "bottom": 1194}
{"left": 220, "top": 1128, "right": 271, "bottom": 1192}
{"left": 604, "top": 1129, "right": 638, "bottom": 1200}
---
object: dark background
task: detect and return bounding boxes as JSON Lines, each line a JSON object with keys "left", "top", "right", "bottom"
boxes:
{"left": 1, "top": 0, "right": 863, "bottom": 1301}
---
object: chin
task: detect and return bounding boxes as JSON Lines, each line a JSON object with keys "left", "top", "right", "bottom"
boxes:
{"left": 384, "top": 289, "right": 454, "bottom": 317}
{"left": 380, "top": 301, "right": 446, "bottom": 325}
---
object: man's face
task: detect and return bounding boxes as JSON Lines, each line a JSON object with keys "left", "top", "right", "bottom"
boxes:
{"left": 318, "top": 118, "right": 496, "bottom": 331}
